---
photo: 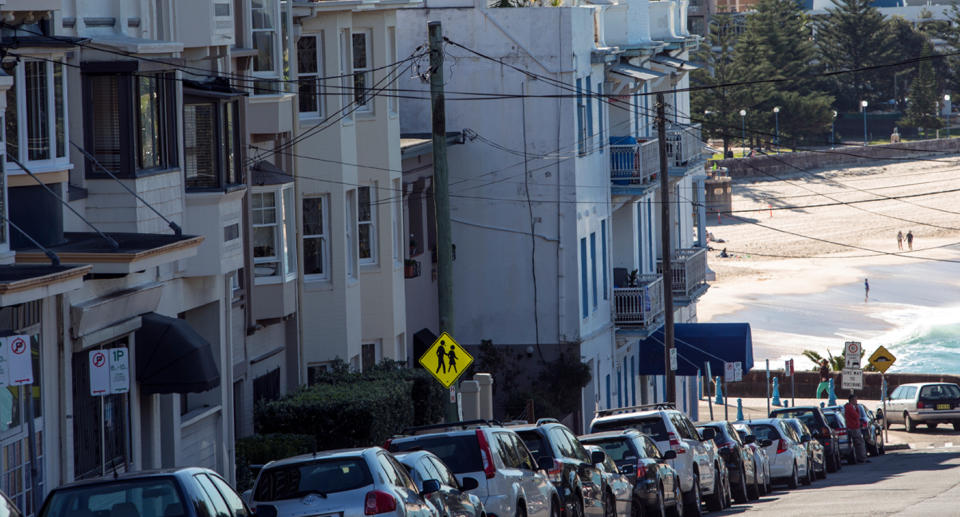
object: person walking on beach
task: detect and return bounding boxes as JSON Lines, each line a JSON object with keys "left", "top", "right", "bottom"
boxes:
{"left": 864, "top": 278, "right": 870, "bottom": 301}
{"left": 897, "top": 231, "right": 904, "bottom": 250}
{"left": 845, "top": 394, "right": 869, "bottom": 463}
{"left": 816, "top": 359, "right": 831, "bottom": 399}
{"left": 435, "top": 342, "right": 447, "bottom": 374}
{"left": 907, "top": 230, "right": 914, "bottom": 250}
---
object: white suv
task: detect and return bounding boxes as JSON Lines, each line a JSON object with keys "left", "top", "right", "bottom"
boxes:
{"left": 387, "top": 420, "right": 561, "bottom": 517}
{"left": 590, "top": 404, "right": 724, "bottom": 514}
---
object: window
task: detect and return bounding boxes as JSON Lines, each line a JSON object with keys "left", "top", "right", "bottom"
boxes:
{"left": 358, "top": 185, "right": 376, "bottom": 264}
{"left": 346, "top": 190, "right": 358, "bottom": 279}
{"left": 576, "top": 78, "right": 586, "bottom": 156}
{"left": 302, "top": 196, "right": 329, "bottom": 280}
{"left": 601, "top": 219, "right": 608, "bottom": 300}
{"left": 298, "top": 34, "right": 324, "bottom": 117}
{"left": 590, "top": 232, "right": 598, "bottom": 309}
{"left": 252, "top": 186, "right": 297, "bottom": 282}
{"left": 352, "top": 30, "right": 373, "bottom": 112}
{"left": 84, "top": 71, "right": 177, "bottom": 177}
{"left": 251, "top": 0, "right": 279, "bottom": 76}
{"left": 5, "top": 59, "right": 67, "bottom": 166}
{"left": 184, "top": 98, "right": 242, "bottom": 190}
{"left": 361, "top": 342, "right": 379, "bottom": 371}
{"left": 392, "top": 179, "right": 402, "bottom": 263}
{"left": 253, "top": 368, "right": 281, "bottom": 405}
{"left": 407, "top": 183, "right": 424, "bottom": 257}
{"left": 387, "top": 27, "right": 398, "bottom": 114}
{"left": 195, "top": 474, "right": 232, "bottom": 517}
{"left": 580, "top": 237, "right": 588, "bottom": 318}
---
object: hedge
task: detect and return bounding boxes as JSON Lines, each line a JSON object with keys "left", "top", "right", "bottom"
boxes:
{"left": 235, "top": 433, "right": 315, "bottom": 491}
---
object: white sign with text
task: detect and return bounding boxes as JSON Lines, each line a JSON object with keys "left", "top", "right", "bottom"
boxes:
{"left": 6, "top": 335, "right": 32, "bottom": 386}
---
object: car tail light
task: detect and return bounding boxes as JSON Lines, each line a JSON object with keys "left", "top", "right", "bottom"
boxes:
{"left": 918, "top": 401, "right": 925, "bottom": 409}
{"left": 365, "top": 491, "right": 397, "bottom": 515}
{"left": 546, "top": 458, "right": 563, "bottom": 483}
{"left": 636, "top": 459, "right": 648, "bottom": 479}
{"left": 837, "top": 428, "right": 847, "bottom": 436}
{"left": 861, "top": 420, "right": 869, "bottom": 430}
{"left": 668, "top": 432, "right": 687, "bottom": 454}
{"left": 476, "top": 430, "right": 497, "bottom": 479}
{"left": 776, "top": 439, "right": 788, "bottom": 454}
{"left": 383, "top": 438, "right": 393, "bottom": 450}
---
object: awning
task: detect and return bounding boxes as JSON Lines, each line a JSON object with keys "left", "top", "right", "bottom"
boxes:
{"left": 135, "top": 313, "right": 220, "bottom": 395}
{"left": 650, "top": 56, "right": 699, "bottom": 72}
{"left": 610, "top": 64, "right": 664, "bottom": 82}
{"left": 635, "top": 323, "right": 753, "bottom": 376}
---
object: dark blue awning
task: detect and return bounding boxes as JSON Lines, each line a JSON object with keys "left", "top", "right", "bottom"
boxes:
{"left": 636, "top": 323, "right": 753, "bottom": 376}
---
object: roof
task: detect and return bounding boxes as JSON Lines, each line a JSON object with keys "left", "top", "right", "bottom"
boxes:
{"left": 609, "top": 64, "right": 664, "bottom": 82}
{"left": 263, "top": 448, "right": 375, "bottom": 469}
{"left": 579, "top": 429, "right": 642, "bottom": 441}
{"left": 15, "top": 232, "right": 203, "bottom": 275}
{"left": 592, "top": 409, "right": 669, "bottom": 424}
{"left": 401, "top": 132, "right": 464, "bottom": 160}
{"left": 0, "top": 264, "right": 90, "bottom": 306}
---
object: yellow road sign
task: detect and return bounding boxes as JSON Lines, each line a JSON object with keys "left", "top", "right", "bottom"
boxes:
{"left": 419, "top": 332, "right": 473, "bottom": 388}
{"left": 868, "top": 345, "right": 896, "bottom": 374}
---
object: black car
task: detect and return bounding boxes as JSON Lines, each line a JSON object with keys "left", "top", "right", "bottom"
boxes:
{"left": 696, "top": 421, "right": 758, "bottom": 504}
{"left": 769, "top": 406, "right": 842, "bottom": 473}
{"left": 511, "top": 420, "right": 609, "bottom": 517}
{"left": 579, "top": 429, "right": 682, "bottom": 517}
{"left": 39, "top": 467, "right": 251, "bottom": 517}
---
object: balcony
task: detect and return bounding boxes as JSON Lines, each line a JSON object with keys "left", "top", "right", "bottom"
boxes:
{"left": 613, "top": 275, "right": 664, "bottom": 328}
{"left": 666, "top": 123, "right": 703, "bottom": 170}
{"left": 657, "top": 247, "right": 708, "bottom": 301}
{"left": 610, "top": 138, "right": 659, "bottom": 186}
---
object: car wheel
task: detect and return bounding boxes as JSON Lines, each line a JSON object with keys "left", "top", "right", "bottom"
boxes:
{"left": 905, "top": 413, "right": 916, "bottom": 433}
{"left": 517, "top": 502, "right": 527, "bottom": 517}
{"left": 826, "top": 450, "right": 838, "bottom": 473}
{"left": 927, "top": 422, "right": 938, "bottom": 430}
{"left": 802, "top": 461, "right": 812, "bottom": 486}
{"left": 573, "top": 494, "right": 585, "bottom": 517}
{"left": 705, "top": 468, "right": 724, "bottom": 512}
{"left": 733, "top": 468, "right": 748, "bottom": 504}
{"left": 604, "top": 493, "right": 616, "bottom": 517}
{"left": 953, "top": 421, "right": 960, "bottom": 432}
{"left": 682, "top": 472, "right": 702, "bottom": 517}
{"left": 551, "top": 502, "right": 561, "bottom": 517}
{"left": 869, "top": 440, "right": 880, "bottom": 457}
{"left": 748, "top": 470, "right": 760, "bottom": 500}
{"left": 835, "top": 450, "right": 842, "bottom": 471}
{"left": 787, "top": 464, "right": 799, "bottom": 489}
{"left": 879, "top": 437, "right": 885, "bottom": 455}
{"left": 668, "top": 483, "right": 680, "bottom": 517}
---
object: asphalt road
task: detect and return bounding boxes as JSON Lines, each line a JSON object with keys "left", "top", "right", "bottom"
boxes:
{"left": 710, "top": 446, "right": 960, "bottom": 516}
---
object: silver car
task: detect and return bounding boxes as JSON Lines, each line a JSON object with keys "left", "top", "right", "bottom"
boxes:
{"left": 732, "top": 422, "right": 772, "bottom": 497}
{"left": 882, "top": 382, "right": 960, "bottom": 432}
{"left": 396, "top": 450, "right": 486, "bottom": 517}
{"left": 582, "top": 446, "right": 631, "bottom": 517}
{"left": 250, "top": 447, "right": 438, "bottom": 517}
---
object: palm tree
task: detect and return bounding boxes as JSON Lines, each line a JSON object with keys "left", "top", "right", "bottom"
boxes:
{"left": 802, "top": 348, "right": 875, "bottom": 372}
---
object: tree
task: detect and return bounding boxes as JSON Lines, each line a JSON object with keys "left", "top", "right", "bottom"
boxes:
{"left": 887, "top": 17, "right": 935, "bottom": 111}
{"left": 900, "top": 43, "right": 943, "bottom": 132}
{"left": 691, "top": 14, "right": 740, "bottom": 157}
{"left": 816, "top": 0, "right": 897, "bottom": 110}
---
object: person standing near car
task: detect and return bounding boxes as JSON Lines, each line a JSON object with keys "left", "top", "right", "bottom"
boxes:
{"left": 816, "top": 359, "right": 831, "bottom": 399}
{"left": 845, "top": 394, "right": 868, "bottom": 463}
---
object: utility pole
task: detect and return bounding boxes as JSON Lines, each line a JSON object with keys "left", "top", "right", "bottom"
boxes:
{"left": 656, "top": 93, "right": 676, "bottom": 404}
{"left": 429, "top": 21, "right": 457, "bottom": 421}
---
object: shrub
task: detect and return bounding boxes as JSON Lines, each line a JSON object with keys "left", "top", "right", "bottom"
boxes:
{"left": 235, "top": 433, "right": 314, "bottom": 491}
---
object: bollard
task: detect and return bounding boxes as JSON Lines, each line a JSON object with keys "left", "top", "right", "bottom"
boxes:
{"left": 715, "top": 377, "right": 724, "bottom": 406}
{"left": 736, "top": 398, "right": 744, "bottom": 421}
{"left": 474, "top": 373, "right": 494, "bottom": 420}
{"left": 460, "top": 381, "right": 481, "bottom": 420}
{"left": 828, "top": 378, "right": 837, "bottom": 407}
{"left": 772, "top": 377, "right": 782, "bottom": 407}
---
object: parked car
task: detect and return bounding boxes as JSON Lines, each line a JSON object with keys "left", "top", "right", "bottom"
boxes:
{"left": 822, "top": 408, "right": 853, "bottom": 464}
{"left": 696, "top": 421, "right": 758, "bottom": 503}
{"left": 827, "top": 403, "right": 884, "bottom": 457}
{"left": 387, "top": 420, "right": 561, "bottom": 517}
{"left": 395, "top": 450, "right": 485, "bottom": 517}
{"left": 249, "top": 447, "right": 437, "bottom": 517}
{"left": 579, "top": 429, "right": 683, "bottom": 517}
{"left": 781, "top": 418, "right": 826, "bottom": 483}
{"left": 590, "top": 403, "right": 725, "bottom": 514}
{"left": 0, "top": 490, "right": 21, "bottom": 517}
{"left": 582, "top": 446, "right": 631, "bottom": 517}
{"left": 769, "top": 405, "right": 841, "bottom": 472}
{"left": 731, "top": 422, "right": 772, "bottom": 497}
{"left": 510, "top": 420, "right": 608, "bottom": 517}
{"left": 739, "top": 418, "right": 810, "bottom": 489}
{"left": 40, "top": 467, "right": 250, "bottom": 517}
{"left": 883, "top": 382, "right": 960, "bottom": 432}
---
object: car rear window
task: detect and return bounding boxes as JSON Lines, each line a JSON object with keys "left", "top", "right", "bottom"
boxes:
{"left": 389, "top": 435, "right": 483, "bottom": 474}
{"left": 591, "top": 418, "right": 669, "bottom": 442}
{"left": 772, "top": 410, "right": 818, "bottom": 429}
{"left": 41, "top": 478, "right": 183, "bottom": 517}
{"left": 254, "top": 457, "right": 373, "bottom": 501}
{"left": 919, "top": 384, "right": 960, "bottom": 399}
{"left": 516, "top": 431, "right": 553, "bottom": 460}
{"left": 581, "top": 438, "right": 640, "bottom": 461}
{"left": 749, "top": 424, "right": 780, "bottom": 443}
{"left": 824, "top": 412, "right": 843, "bottom": 428}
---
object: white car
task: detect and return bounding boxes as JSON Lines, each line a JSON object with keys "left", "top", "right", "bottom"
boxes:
{"left": 883, "top": 382, "right": 960, "bottom": 432}
{"left": 590, "top": 403, "right": 724, "bottom": 513}
{"left": 740, "top": 418, "right": 810, "bottom": 489}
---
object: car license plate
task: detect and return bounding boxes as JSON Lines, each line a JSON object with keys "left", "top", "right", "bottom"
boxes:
{"left": 936, "top": 404, "right": 951, "bottom": 410}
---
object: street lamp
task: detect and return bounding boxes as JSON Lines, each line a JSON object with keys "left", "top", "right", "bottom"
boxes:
{"left": 831, "top": 110, "right": 837, "bottom": 149}
{"left": 773, "top": 106, "right": 781, "bottom": 155}
{"left": 861, "top": 100, "right": 869, "bottom": 146}
{"left": 739, "top": 109, "right": 747, "bottom": 156}
{"left": 945, "top": 94, "right": 952, "bottom": 139}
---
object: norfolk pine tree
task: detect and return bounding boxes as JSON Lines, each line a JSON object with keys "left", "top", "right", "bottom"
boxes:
{"left": 900, "top": 43, "right": 943, "bottom": 133}
{"left": 692, "top": 14, "right": 739, "bottom": 157}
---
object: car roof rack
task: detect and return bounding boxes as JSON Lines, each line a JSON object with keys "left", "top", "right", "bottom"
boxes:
{"left": 594, "top": 402, "right": 676, "bottom": 418}
{"left": 536, "top": 418, "right": 560, "bottom": 426}
{"left": 400, "top": 419, "right": 502, "bottom": 436}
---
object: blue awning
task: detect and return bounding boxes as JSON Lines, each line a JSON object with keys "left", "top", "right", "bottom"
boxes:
{"left": 636, "top": 323, "right": 753, "bottom": 376}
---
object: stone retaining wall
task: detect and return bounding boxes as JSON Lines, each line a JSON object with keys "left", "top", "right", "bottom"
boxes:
{"left": 720, "top": 370, "right": 960, "bottom": 401}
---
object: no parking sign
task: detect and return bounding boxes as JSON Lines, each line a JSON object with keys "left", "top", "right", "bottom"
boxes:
{"left": 5, "top": 335, "right": 32, "bottom": 386}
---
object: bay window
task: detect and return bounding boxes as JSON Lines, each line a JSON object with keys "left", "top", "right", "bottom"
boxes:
{"left": 252, "top": 186, "right": 297, "bottom": 283}
{"left": 352, "top": 29, "right": 373, "bottom": 112}
{"left": 297, "top": 34, "right": 324, "bottom": 118}
{"left": 251, "top": 0, "right": 282, "bottom": 94}
{"left": 4, "top": 58, "right": 68, "bottom": 168}
{"left": 184, "top": 95, "right": 242, "bottom": 190}
{"left": 302, "top": 196, "right": 329, "bottom": 280}
{"left": 358, "top": 184, "right": 376, "bottom": 264}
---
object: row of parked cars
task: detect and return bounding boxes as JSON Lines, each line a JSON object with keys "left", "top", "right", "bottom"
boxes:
{"left": 28, "top": 382, "right": 960, "bottom": 517}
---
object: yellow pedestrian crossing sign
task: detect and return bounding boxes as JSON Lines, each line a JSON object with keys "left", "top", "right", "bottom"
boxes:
{"left": 868, "top": 345, "right": 896, "bottom": 374}
{"left": 419, "top": 332, "right": 473, "bottom": 388}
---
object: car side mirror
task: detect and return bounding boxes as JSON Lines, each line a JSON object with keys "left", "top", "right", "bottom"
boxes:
{"left": 760, "top": 439, "right": 773, "bottom": 448}
{"left": 699, "top": 427, "right": 716, "bottom": 441}
{"left": 743, "top": 435, "right": 756, "bottom": 444}
{"left": 460, "top": 476, "right": 479, "bottom": 491}
{"left": 801, "top": 434, "right": 812, "bottom": 443}
{"left": 591, "top": 450, "right": 607, "bottom": 465}
{"left": 421, "top": 479, "right": 441, "bottom": 496}
{"left": 662, "top": 450, "right": 678, "bottom": 460}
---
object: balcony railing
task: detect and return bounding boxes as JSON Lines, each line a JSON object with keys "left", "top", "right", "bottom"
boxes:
{"left": 613, "top": 275, "right": 664, "bottom": 327}
{"left": 657, "top": 247, "right": 708, "bottom": 299}
{"left": 610, "top": 138, "right": 659, "bottom": 185}
{"left": 665, "top": 123, "right": 702, "bottom": 169}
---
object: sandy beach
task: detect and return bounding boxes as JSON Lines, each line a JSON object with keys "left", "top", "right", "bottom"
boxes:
{"left": 698, "top": 153, "right": 960, "bottom": 371}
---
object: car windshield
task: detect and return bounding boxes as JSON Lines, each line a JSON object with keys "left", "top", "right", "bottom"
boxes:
{"left": 919, "top": 384, "right": 960, "bottom": 399}
{"left": 254, "top": 457, "right": 373, "bottom": 501}
{"left": 772, "top": 410, "right": 818, "bottom": 429}
{"left": 749, "top": 424, "right": 779, "bottom": 443}
{"left": 592, "top": 418, "right": 669, "bottom": 442}
{"left": 582, "top": 438, "right": 640, "bottom": 462}
{"left": 41, "top": 478, "right": 183, "bottom": 517}
{"left": 389, "top": 434, "right": 483, "bottom": 474}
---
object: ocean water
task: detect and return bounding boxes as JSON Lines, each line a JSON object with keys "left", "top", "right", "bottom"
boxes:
{"left": 870, "top": 306, "right": 960, "bottom": 375}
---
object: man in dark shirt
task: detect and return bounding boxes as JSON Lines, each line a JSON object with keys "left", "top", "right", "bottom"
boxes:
{"left": 816, "top": 359, "right": 830, "bottom": 399}
{"left": 845, "top": 394, "right": 868, "bottom": 463}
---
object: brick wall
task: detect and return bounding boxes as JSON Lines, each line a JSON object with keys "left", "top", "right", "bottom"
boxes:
{"left": 722, "top": 370, "right": 960, "bottom": 400}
